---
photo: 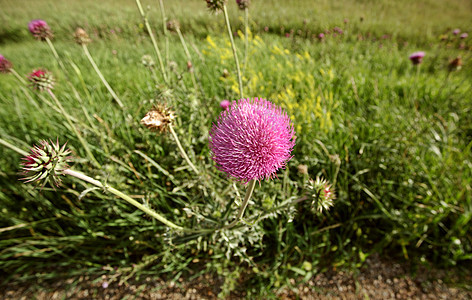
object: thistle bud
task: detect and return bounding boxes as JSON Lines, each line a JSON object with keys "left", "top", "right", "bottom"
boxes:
{"left": 0, "top": 54, "right": 13, "bottom": 74}
{"left": 166, "top": 20, "right": 180, "bottom": 33}
{"left": 141, "top": 104, "right": 176, "bottom": 133}
{"left": 28, "top": 69, "right": 55, "bottom": 91}
{"left": 205, "top": 0, "right": 227, "bottom": 13}
{"left": 305, "top": 177, "right": 335, "bottom": 214}
{"left": 187, "top": 61, "right": 193, "bottom": 72}
{"left": 74, "top": 27, "right": 91, "bottom": 45}
{"left": 448, "top": 57, "right": 462, "bottom": 71}
{"left": 236, "top": 0, "right": 250, "bottom": 10}
{"left": 21, "top": 139, "right": 72, "bottom": 187}
{"left": 28, "top": 19, "right": 53, "bottom": 41}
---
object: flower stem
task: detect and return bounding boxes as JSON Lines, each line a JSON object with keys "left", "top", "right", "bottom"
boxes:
{"left": 81, "top": 44, "right": 124, "bottom": 108}
{"left": 63, "top": 169, "right": 189, "bottom": 231}
{"left": 0, "top": 137, "right": 30, "bottom": 157}
{"left": 45, "top": 37, "right": 67, "bottom": 72}
{"left": 157, "top": 0, "right": 170, "bottom": 78}
{"left": 176, "top": 28, "right": 199, "bottom": 92}
{"left": 168, "top": 124, "right": 199, "bottom": 175}
{"left": 9, "top": 68, "right": 27, "bottom": 85}
{"left": 223, "top": 4, "right": 244, "bottom": 98}
{"left": 243, "top": 7, "right": 249, "bottom": 70}
{"left": 47, "top": 89, "right": 101, "bottom": 168}
{"left": 135, "top": 0, "right": 168, "bottom": 84}
{"left": 222, "top": 179, "right": 256, "bottom": 230}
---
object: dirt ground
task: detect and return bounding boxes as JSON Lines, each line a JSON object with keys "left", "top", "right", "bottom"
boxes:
{"left": 2, "top": 254, "right": 471, "bottom": 299}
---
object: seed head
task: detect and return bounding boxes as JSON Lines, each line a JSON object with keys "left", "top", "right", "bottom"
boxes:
{"left": 141, "top": 104, "right": 176, "bottom": 133}
{"left": 305, "top": 177, "right": 335, "bottom": 214}
{"left": 166, "top": 20, "right": 180, "bottom": 32}
{"left": 28, "top": 69, "right": 55, "bottom": 91}
{"left": 0, "top": 54, "right": 13, "bottom": 74}
{"left": 141, "top": 55, "right": 155, "bottom": 68}
{"left": 409, "top": 51, "right": 425, "bottom": 65}
{"left": 21, "top": 139, "right": 72, "bottom": 187}
{"left": 28, "top": 19, "right": 53, "bottom": 41}
{"left": 74, "top": 27, "right": 91, "bottom": 45}
{"left": 209, "top": 98, "right": 296, "bottom": 182}
{"left": 236, "top": 0, "right": 250, "bottom": 10}
{"left": 206, "top": 0, "right": 227, "bottom": 13}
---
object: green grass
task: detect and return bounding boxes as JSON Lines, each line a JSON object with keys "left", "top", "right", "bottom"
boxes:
{"left": 1, "top": 0, "right": 472, "bottom": 297}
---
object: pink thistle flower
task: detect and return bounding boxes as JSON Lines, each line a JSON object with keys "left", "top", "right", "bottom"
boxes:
{"left": 0, "top": 54, "right": 13, "bottom": 74}
{"left": 460, "top": 32, "right": 468, "bottom": 39}
{"left": 306, "top": 177, "right": 336, "bottom": 214}
{"left": 21, "top": 139, "right": 72, "bottom": 187}
{"left": 209, "top": 98, "right": 296, "bottom": 182}
{"left": 220, "top": 100, "right": 230, "bottom": 110}
{"left": 317, "top": 33, "right": 325, "bottom": 40}
{"left": 409, "top": 51, "right": 425, "bottom": 65}
{"left": 28, "top": 69, "right": 55, "bottom": 91}
{"left": 28, "top": 19, "right": 53, "bottom": 41}
{"left": 452, "top": 28, "right": 460, "bottom": 35}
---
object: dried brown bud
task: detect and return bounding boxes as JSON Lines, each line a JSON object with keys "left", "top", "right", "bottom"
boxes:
{"left": 297, "top": 164, "right": 308, "bottom": 175}
{"left": 448, "top": 57, "right": 462, "bottom": 71}
{"left": 74, "top": 27, "right": 91, "bottom": 45}
{"left": 141, "top": 104, "right": 176, "bottom": 133}
{"left": 166, "top": 20, "right": 180, "bottom": 33}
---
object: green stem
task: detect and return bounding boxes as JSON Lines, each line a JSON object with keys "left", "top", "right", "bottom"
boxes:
{"left": 223, "top": 4, "right": 244, "bottom": 98}
{"left": 168, "top": 124, "right": 199, "bottom": 175}
{"left": 82, "top": 44, "right": 124, "bottom": 108}
{"left": 222, "top": 179, "right": 256, "bottom": 230}
{"left": 158, "top": 0, "right": 170, "bottom": 79}
{"left": 63, "top": 169, "right": 189, "bottom": 231}
{"left": 0, "top": 137, "right": 30, "bottom": 157}
{"left": 9, "top": 69, "right": 27, "bottom": 85}
{"left": 176, "top": 28, "right": 199, "bottom": 92}
{"left": 243, "top": 7, "right": 249, "bottom": 70}
{"left": 135, "top": 0, "right": 168, "bottom": 84}
{"left": 47, "top": 89, "right": 101, "bottom": 168}
{"left": 45, "top": 37, "right": 67, "bottom": 72}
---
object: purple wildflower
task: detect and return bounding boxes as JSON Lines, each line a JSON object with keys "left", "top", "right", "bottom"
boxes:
{"left": 209, "top": 98, "right": 295, "bottom": 182}
{"left": 28, "top": 19, "right": 53, "bottom": 40}
{"left": 220, "top": 100, "right": 230, "bottom": 110}
{"left": 0, "top": 54, "right": 13, "bottom": 73}
{"left": 236, "top": 0, "right": 250, "bottom": 10}
{"left": 452, "top": 29, "right": 460, "bottom": 35}
{"left": 460, "top": 32, "right": 468, "bottom": 39}
{"left": 409, "top": 51, "right": 425, "bottom": 65}
{"left": 317, "top": 33, "right": 325, "bottom": 40}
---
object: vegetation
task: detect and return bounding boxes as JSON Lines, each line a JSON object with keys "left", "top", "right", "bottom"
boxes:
{"left": 1, "top": 0, "right": 471, "bottom": 296}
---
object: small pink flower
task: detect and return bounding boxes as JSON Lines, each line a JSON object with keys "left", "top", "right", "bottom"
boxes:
{"left": 28, "top": 19, "right": 53, "bottom": 40}
{"left": 220, "top": 100, "right": 230, "bottom": 110}
{"left": 285, "top": 33, "right": 290, "bottom": 38}
{"left": 460, "top": 33, "right": 468, "bottom": 39}
{"left": 452, "top": 28, "right": 460, "bottom": 35}
{"left": 317, "top": 33, "right": 325, "bottom": 40}
{"left": 102, "top": 282, "right": 109, "bottom": 289}
{"left": 409, "top": 51, "right": 425, "bottom": 65}
{"left": 0, "top": 54, "right": 13, "bottom": 73}
{"left": 264, "top": 26, "right": 269, "bottom": 32}
{"left": 209, "top": 98, "right": 295, "bottom": 182}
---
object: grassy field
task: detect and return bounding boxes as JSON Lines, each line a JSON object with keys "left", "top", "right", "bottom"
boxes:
{"left": 1, "top": 0, "right": 472, "bottom": 297}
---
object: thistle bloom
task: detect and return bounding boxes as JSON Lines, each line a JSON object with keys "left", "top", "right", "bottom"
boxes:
{"left": 21, "top": 139, "right": 72, "bottom": 187}
{"left": 220, "top": 100, "right": 230, "bottom": 110}
{"left": 209, "top": 98, "right": 295, "bottom": 182}
{"left": 452, "top": 29, "right": 460, "bottom": 35}
{"left": 460, "top": 33, "right": 468, "bottom": 39}
{"left": 28, "top": 69, "right": 55, "bottom": 91}
{"left": 28, "top": 19, "right": 53, "bottom": 40}
{"left": 409, "top": 51, "right": 425, "bottom": 65}
{"left": 0, "top": 54, "right": 13, "bottom": 73}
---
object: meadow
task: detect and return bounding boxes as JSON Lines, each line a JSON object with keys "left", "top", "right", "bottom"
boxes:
{"left": 1, "top": 0, "right": 472, "bottom": 297}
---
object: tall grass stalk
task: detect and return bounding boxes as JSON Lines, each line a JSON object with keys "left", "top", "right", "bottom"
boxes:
{"left": 176, "top": 27, "right": 199, "bottom": 92}
{"left": 47, "top": 89, "right": 101, "bottom": 168}
{"left": 158, "top": 0, "right": 170, "bottom": 79}
{"left": 223, "top": 4, "right": 243, "bottom": 98}
{"left": 168, "top": 124, "right": 199, "bottom": 175}
{"left": 81, "top": 44, "right": 124, "bottom": 108}
{"left": 135, "top": 0, "right": 168, "bottom": 84}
